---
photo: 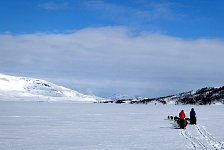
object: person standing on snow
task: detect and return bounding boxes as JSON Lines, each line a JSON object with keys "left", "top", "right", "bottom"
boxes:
{"left": 179, "top": 110, "right": 186, "bottom": 129}
{"left": 190, "top": 108, "right": 196, "bottom": 124}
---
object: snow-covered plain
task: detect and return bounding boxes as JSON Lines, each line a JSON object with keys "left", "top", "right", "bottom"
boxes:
{"left": 0, "top": 102, "right": 223, "bottom": 150}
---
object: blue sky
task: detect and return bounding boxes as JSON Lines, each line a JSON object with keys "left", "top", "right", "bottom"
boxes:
{"left": 1, "top": 0, "right": 224, "bottom": 38}
{"left": 1, "top": 0, "right": 224, "bottom": 98}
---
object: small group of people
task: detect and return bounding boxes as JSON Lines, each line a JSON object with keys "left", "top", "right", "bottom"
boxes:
{"left": 178, "top": 108, "right": 196, "bottom": 129}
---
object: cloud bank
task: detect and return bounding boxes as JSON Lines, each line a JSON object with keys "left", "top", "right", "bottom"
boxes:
{"left": 1, "top": 27, "right": 224, "bottom": 97}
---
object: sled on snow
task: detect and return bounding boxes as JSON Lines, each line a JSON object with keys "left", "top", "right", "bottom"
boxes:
{"left": 174, "top": 117, "right": 188, "bottom": 129}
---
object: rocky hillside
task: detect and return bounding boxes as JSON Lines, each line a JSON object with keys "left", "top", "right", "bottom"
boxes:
{"left": 106, "top": 86, "right": 224, "bottom": 105}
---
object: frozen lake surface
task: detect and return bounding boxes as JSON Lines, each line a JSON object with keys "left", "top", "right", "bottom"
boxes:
{"left": 0, "top": 102, "right": 224, "bottom": 150}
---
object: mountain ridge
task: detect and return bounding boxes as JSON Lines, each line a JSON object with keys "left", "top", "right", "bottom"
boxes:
{"left": 0, "top": 73, "right": 105, "bottom": 102}
{"left": 106, "top": 86, "right": 224, "bottom": 105}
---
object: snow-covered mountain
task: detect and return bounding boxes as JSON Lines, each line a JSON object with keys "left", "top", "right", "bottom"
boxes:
{"left": 0, "top": 73, "right": 105, "bottom": 102}
{"left": 128, "top": 86, "right": 224, "bottom": 105}
{"left": 103, "top": 86, "right": 224, "bottom": 105}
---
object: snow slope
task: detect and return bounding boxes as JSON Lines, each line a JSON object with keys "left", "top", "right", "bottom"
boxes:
{"left": 0, "top": 73, "right": 104, "bottom": 102}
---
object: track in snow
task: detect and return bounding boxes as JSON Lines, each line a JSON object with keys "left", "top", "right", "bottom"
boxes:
{"left": 181, "top": 129, "right": 207, "bottom": 150}
{"left": 181, "top": 125, "right": 224, "bottom": 150}
{"left": 196, "top": 125, "right": 224, "bottom": 150}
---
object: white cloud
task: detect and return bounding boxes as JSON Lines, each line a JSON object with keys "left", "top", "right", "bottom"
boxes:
{"left": 1, "top": 27, "right": 224, "bottom": 97}
{"left": 38, "top": 1, "right": 68, "bottom": 10}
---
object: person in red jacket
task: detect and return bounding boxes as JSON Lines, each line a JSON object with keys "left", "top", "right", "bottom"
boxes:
{"left": 179, "top": 110, "right": 185, "bottom": 119}
{"left": 179, "top": 110, "right": 186, "bottom": 129}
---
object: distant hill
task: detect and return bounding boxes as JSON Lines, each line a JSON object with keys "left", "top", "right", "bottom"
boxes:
{"left": 105, "top": 86, "right": 224, "bottom": 105}
{"left": 2, "top": 73, "right": 223, "bottom": 105}
{"left": 0, "top": 73, "right": 106, "bottom": 102}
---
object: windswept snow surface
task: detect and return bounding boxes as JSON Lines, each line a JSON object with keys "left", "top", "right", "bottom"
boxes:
{"left": 0, "top": 102, "right": 223, "bottom": 150}
{"left": 0, "top": 73, "right": 104, "bottom": 102}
